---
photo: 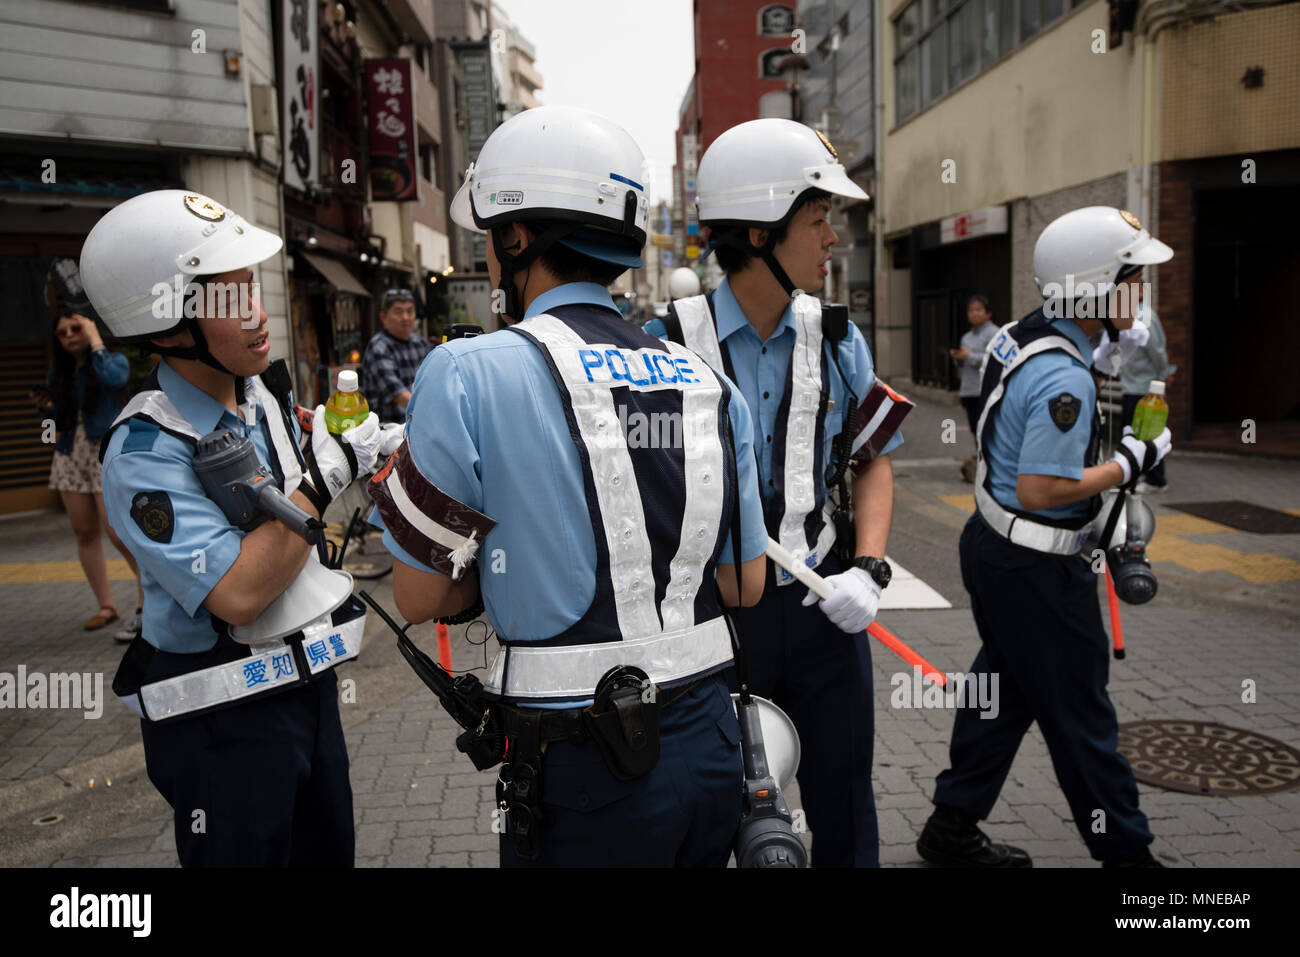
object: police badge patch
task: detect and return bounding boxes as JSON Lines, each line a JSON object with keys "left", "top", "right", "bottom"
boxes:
{"left": 1048, "top": 393, "right": 1082, "bottom": 432}
{"left": 130, "top": 491, "right": 174, "bottom": 543}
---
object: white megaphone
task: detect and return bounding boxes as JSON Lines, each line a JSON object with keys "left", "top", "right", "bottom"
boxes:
{"left": 229, "top": 549, "right": 355, "bottom": 643}
{"left": 731, "top": 693, "right": 801, "bottom": 791}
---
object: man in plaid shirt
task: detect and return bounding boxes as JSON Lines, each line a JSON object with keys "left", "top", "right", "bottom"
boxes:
{"left": 360, "top": 288, "right": 432, "bottom": 423}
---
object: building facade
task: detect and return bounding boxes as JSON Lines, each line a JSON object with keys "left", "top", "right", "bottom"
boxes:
{"left": 0, "top": 0, "right": 509, "bottom": 514}
{"left": 877, "top": 0, "right": 1300, "bottom": 452}
{"left": 675, "top": 1, "right": 796, "bottom": 262}
{"left": 797, "top": 0, "right": 876, "bottom": 349}
{"left": 0, "top": 0, "right": 290, "bottom": 513}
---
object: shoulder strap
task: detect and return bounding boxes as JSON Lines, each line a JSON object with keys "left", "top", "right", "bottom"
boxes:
{"left": 662, "top": 302, "right": 685, "bottom": 346}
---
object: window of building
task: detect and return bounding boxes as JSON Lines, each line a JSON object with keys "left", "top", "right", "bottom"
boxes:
{"left": 83, "top": 0, "right": 171, "bottom": 10}
{"left": 759, "top": 5, "right": 796, "bottom": 36}
{"left": 760, "top": 48, "right": 790, "bottom": 79}
{"left": 895, "top": 0, "right": 1081, "bottom": 123}
{"left": 920, "top": 20, "right": 945, "bottom": 105}
{"left": 420, "top": 143, "right": 441, "bottom": 190}
{"left": 947, "top": 0, "right": 979, "bottom": 89}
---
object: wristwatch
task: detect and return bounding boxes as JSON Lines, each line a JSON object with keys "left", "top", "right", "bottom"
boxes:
{"left": 852, "top": 556, "right": 892, "bottom": 589}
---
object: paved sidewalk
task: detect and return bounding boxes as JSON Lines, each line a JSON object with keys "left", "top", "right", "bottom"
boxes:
{"left": 2, "top": 388, "right": 1297, "bottom": 867}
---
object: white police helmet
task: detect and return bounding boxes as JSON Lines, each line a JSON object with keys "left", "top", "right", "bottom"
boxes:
{"left": 80, "top": 190, "right": 282, "bottom": 341}
{"left": 450, "top": 105, "right": 649, "bottom": 268}
{"left": 1033, "top": 206, "right": 1172, "bottom": 302}
{"left": 696, "top": 118, "right": 868, "bottom": 229}
{"left": 668, "top": 267, "right": 701, "bottom": 299}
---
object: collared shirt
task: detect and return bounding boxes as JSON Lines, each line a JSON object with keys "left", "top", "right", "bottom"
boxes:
{"left": 1120, "top": 304, "right": 1173, "bottom": 396}
{"left": 361, "top": 328, "right": 432, "bottom": 423}
{"left": 371, "top": 282, "right": 768, "bottom": 645}
{"left": 644, "top": 277, "right": 903, "bottom": 499}
{"left": 957, "top": 320, "right": 998, "bottom": 397}
{"left": 102, "top": 360, "right": 299, "bottom": 654}
{"left": 983, "top": 316, "right": 1096, "bottom": 521}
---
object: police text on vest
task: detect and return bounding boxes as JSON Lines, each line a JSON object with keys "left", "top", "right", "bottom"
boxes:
{"left": 577, "top": 347, "right": 700, "bottom": 388}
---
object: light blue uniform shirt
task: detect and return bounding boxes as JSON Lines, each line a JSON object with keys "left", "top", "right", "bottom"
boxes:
{"left": 983, "top": 317, "right": 1096, "bottom": 522}
{"left": 372, "top": 282, "right": 768, "bottom": 645}
{"left": 102, "top": 360, "right": 300, "bottom": 654}
{"left": 645, "top": 277, "right": 902, "bottom": 498}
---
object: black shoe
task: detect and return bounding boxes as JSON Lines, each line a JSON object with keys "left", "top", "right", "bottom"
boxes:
{"left": 1102, "top": 846, "right": 1164, "bottom": 868}
{"left": 917, "top": 805, "right": 1033, "bottom": 868}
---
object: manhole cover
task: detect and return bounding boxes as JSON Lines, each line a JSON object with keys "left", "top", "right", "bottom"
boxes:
{"left": 1165, "top": 500, "right": 1300, "bottom": 535}
{"left": 1118, "top": 720, "right": 1300, "bottom": 796}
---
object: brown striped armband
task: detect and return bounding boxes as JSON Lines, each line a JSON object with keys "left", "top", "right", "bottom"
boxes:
{"left": 849, "top": 379, "right": 916, "bottom": 476}
{"left": 367, "top": 439, "right": 497, "bottom": 580}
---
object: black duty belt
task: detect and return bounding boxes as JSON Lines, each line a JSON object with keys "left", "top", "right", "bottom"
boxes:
{"left": 495, "top": 677, "right": 704, "bottom": 745}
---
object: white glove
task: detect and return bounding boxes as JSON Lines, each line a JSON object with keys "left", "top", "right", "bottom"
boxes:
{"left": 1110, "top": 425, "right": 1172, "bottom": 487}
{"left": 1092, "top": 323, "right": 1150, "bottom": 376}
{"left": 801, "top": 566, "right": 881, "bottom": 634}
{"left": 304, "top": 407, "right": 381, "bottom": 504}
{"left": 377, "top": 422, "right": 405, "bottom": 457}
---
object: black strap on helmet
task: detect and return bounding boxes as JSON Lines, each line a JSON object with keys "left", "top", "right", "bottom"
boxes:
{"left": 490, "top": 219, "right": 584, "bottom": 323}
{"left": 130, "top": 275, "right": 240, "bottom": 376}
{"left": 704, "top": 224, "right": 800, "bottom": 299}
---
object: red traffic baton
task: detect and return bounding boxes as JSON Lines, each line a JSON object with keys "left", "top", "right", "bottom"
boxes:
{"left": 1104, "top": 564, "right": 1126, "bottom": 660}
{"left": 764, "top": 539, "right": 947, "bottom": 687}
{"left": 436, "top": 620, "right": 454, "bottom": 672}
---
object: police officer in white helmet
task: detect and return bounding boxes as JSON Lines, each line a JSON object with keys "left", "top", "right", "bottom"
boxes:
{"left": 85, "top": 190, "right": 382, "bottom": 866}
{"left": 646, "top": 118, "right": 913, "bottom": 867}
{"left": 369, "top": 106, "right": 769, "bottom": 866}
{"left": 918, "top": 206, "right": 1172, "bottom": 868}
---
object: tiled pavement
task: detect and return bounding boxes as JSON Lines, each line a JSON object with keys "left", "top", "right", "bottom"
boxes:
{"left": 3, "top": 391, "right": 1297, "bottom": 868}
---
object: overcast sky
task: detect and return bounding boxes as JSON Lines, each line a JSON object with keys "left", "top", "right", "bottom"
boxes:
{"left": 496, "top": 0, "right": 694, "bottom": 204}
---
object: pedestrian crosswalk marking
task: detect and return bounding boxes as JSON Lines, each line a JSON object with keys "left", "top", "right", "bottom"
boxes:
{"left": 939, "top": 494, "right": 975, "bottom": 513}
{"left": 935, "top": 496, "right": 1300, "bottom": 585}
{"left": 0, "top": 561, "right": 135, "bottom": 584}
{"left": 879, "top": 559, "right": 951, "bottom": 610}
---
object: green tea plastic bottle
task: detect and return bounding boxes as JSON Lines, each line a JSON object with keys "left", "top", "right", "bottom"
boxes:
{"left": 324, "top": 370, "right": 369, "bottom": 434}
{"left": 1130, "top": 380, "right": 1168, "bottom": 441}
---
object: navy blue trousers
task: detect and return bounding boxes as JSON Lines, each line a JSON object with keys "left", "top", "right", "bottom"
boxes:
{"left": 933, "top": 516, "right": 1153, "bottom": 859}
{"left": 732, "top": 553, "right": 880, "bottom": 868}
{"left": 140, "top": 669, "right": 354, "bottom": 867}
{"left": 499, "top": 675, "right": 742, "bottom": 867}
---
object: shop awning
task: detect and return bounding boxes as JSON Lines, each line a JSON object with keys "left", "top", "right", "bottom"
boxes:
{"left": 301, "top": 252, "right": 370, "bottom": 296}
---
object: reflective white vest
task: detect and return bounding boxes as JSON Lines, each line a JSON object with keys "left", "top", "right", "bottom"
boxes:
{"left": 974, "top": 314, "right": 1104, "bottom": 555}
{"left": 487, "top": 307, "right": 739, "bottom": 703}
{"left": 670, "top": 293, "right": 839, "bottom": 582}
{"left": 101, "top": 370, "right": 364, "bottom": 721}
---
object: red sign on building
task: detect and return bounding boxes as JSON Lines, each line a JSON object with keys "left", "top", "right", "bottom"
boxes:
{"left": 365, "top": 58, "right": 417, "bottom": 202}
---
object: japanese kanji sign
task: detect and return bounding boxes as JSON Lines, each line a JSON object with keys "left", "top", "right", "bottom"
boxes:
{"left": 365, "top": 58, "right": 418, "bottom": 202}
{"left": 282, "top": 0, "right": 318, "bottom": 191}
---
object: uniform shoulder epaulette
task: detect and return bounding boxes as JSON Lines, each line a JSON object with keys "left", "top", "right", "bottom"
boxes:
{"left": 120, "top": 419, "right": 161, "bottom": 453}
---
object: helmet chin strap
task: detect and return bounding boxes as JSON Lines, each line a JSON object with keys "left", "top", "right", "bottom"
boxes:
{"left": 490, "top": 221, "right": 582, "bottom": 323}
{"left": 145, "top": 318, "right": 238, "bottom": 377}
{"left": 757, "top": 243, "right": 798, "bottom": 298}
{"left": 712, "top": 228, "right": 799, "bottom": 299}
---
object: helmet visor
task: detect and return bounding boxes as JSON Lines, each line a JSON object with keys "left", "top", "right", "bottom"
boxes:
{"left": 450, "top": 179, "right": 486, "bottom": 234}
